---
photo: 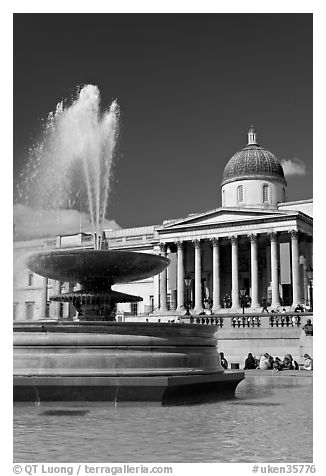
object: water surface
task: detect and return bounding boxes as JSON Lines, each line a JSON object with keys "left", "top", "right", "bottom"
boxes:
{"left": 14, "top": 375, "right": 312, "bottom": 463}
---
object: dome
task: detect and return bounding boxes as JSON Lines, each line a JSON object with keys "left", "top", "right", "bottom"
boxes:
{"left": 221, "top": 127, "right": 286, "bottom": 187}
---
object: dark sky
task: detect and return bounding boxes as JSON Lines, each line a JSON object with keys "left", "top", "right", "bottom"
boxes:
{"left": 14, "top": 13, "right": 312, "bottom": 228}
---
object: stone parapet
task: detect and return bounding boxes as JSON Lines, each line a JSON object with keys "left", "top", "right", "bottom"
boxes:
{"left": 13, "top": 321, "right": 244, "bottom": 403}
{"left": 14, "top": 322, "right": 221, "bottom": 372}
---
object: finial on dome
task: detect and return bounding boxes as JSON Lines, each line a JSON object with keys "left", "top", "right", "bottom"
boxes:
{"left": 247, "top": 125, "right": 258, "bottom": 145}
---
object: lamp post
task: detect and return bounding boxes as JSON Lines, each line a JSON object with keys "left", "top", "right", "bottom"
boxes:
{"left": 306, "top": 265, "right": 313, "bottom": 311}
{"left": 184, "top": 277, "right": 192, "bottom": 316}
{"left": 240, "top": 288, "right": 246, "bottom": 314}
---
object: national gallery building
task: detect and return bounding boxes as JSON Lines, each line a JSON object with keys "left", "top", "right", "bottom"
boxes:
{"left": 13, "top": 128, "right": 313, "bottom": 321}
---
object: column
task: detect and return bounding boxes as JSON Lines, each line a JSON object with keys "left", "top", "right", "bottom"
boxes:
{"left": 56, "top": 280, "right": 62, "bottom": 295}
{"left": 266, "top": 241, "right": 271, "bottom": 301}
{"left": 41, "top": 277, "right": 48, "bottom": 318}
{"left": 72, "top": 282, "right": 82, "bottom": 319}
{"left": 152, "top": 246, "right": 160, "bottom": 311}
{"left": 52, "top": 280, "right": 62, "bottom": 318}
{"left": 67, "top": 282, "right": 75, "bottom": 319}
{"left": 211, "top": 238, "right": 221, "bottom": 312}
{"left": 230, "top": 235, "right": 240, "bottom": 309}
{"left": 193, "top": 239, "right": 204, "bottom": 313}
{"left": 291, "top": 230, "right": 300, "bottom": 306}
{"left": 300, "top": 255, "right": 308, "bottom": 305}
{"left": 159, "top": 243, "right": 168, "bottom": 311}
{"left": 250, "top": 234, "right": 259, "bottom": 309}
{"left": 153, "top": 273, "right": 160, "bottom": 311}
{"left": 167, "top": 246, "right": 177, "bottom": 311}
{"left": 270, "top": 232, "right": 280, "bottom": 307}
{"left": 57, "top": 280, "right": 63, "bottom": 317}
{"left": 176, "top": 241, "right": 185, "bottom": 310}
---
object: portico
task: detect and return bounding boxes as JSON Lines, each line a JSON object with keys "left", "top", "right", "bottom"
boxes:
{"left": 155, "top": 209, "right": 313, "bottom": 314}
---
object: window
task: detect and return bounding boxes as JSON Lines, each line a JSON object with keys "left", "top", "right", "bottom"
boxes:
{"left": 237, "top": 185, "right": 244, "bottom": 203}
{"left": 167, "top": 294, "right": 171, "bottom": 311}
{"left": 13, "top": 303, "right": 18, "bottom": 321}
{"left": 263, "top": 184, "right": 269, "bottom": 203}
{"left": 149, "top": 295, "right": 154, "bottom": 312}
{"left": 28, "top": 273, "right": 34, "bottom": 287}
{"left": 25, "top": 301, "right": 34, "bottom": 320}
{"left": 59, "top": 302, "right": 64, "bottom": 318}
{"left": 131, "top": 302, "right": 138, "bottom": 315}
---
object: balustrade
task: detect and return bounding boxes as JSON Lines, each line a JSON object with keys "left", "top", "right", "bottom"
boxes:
{"left": 182, "top": 312, "right": 312, "bottom": 328}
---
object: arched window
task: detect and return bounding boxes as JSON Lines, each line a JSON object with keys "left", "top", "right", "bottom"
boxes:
{"left": 237, "top": 185, "right": 244, "bottom": 203}
{"left": 263, "top": 184, "right": 269, "bottom": 203}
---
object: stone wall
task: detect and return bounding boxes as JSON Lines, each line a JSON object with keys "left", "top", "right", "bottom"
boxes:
{"left": 216, "top": 327, "right": 313, "bottom": 367}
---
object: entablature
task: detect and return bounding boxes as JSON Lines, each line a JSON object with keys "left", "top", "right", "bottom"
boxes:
{"left": 157, "top": 214, "right": 312, "bottom": 244}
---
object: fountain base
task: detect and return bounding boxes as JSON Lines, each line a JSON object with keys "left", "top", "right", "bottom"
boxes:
{"left": 50, "top": 289, "right": 143, "bottom": 321}
{"left": 13, "top": 372, "right": 243, "bottom": 405}
{"left": 13, "top": 321, "right": 244, "bottom": 405}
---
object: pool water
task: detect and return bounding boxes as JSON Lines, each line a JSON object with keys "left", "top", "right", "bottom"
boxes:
{"left": 13, "top": 375, "right": 312, "bottom": 463}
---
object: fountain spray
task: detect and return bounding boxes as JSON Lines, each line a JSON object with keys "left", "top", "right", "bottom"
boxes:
{"left": 17, "top": 85, "right": 120, "bottom": 249}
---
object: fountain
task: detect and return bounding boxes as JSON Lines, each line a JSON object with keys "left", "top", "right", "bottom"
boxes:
{"left": 13, "top": 85, "right": 244, "bottom": 404}
{"left": 26, "top": 249, "right": 169, "bottom": 320}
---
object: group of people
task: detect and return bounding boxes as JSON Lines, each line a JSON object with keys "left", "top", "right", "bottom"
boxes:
{"left": 243, "top": 352, "right": 313, "bottom": 371}
{"left": 261, "top": 304, "right": 307, "bottom": 313}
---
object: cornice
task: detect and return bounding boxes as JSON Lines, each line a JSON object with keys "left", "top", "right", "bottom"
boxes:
{"left": 221, "top": 174, "right": 287, "bottom": 187}
{"left": 156, "top": 206, "right": 285, "bottom": 231}
{"left": 156, "top": 213, "right": 313, "bottom": 236}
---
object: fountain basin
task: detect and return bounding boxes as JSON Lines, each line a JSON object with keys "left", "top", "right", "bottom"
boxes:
{"left": 26, "top": 249, "right": 170, "bottom": 319}
{"left": 26, "top": 250, "right": 170, "bottom": 287}
{"left": 13, "top": 321, "right": 244, "bottom": 404}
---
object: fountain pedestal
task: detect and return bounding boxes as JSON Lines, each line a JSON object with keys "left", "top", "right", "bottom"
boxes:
{"left": 51, "top": 289, "right": 143, "bottom": 321}
{"left": 13, "top": 321, "right": 244, "bottom": 404}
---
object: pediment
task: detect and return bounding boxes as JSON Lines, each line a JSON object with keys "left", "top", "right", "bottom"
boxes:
{"left": 159, "top": 207, "right": 286, "bottom": 230}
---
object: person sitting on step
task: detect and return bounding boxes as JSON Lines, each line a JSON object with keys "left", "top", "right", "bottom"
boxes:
{"left": 244, "top": 352, "right": 256, "bottom": 369}
{"left": 219, "top": 352, "right": 228, "bottom": 369}
{"left": 302, "top": 353, "right": 313, "bottom": 371}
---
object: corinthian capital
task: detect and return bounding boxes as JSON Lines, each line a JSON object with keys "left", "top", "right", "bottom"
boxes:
{"left": 230, "top": 235, "right": 237, "bottom": 245}
{"left": 290, "top": 230, "right": 299, "bottom": 241}
{"left": 159, "top": 242, "right": 166, "bottom": 253}
{"left": 249, "top": 234, "right": 257, "bottom": 244}
{"left": 176, "top": 240, "right": 183, "bottom": 250}
{"left": 193, "top": 239, "right": 201, "bottom": 249}
{"left": 210, "top": 237, "right": 219, "bottom": 247}
{"left": 269, "top": 232, "right": 277, "bottom": 243}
